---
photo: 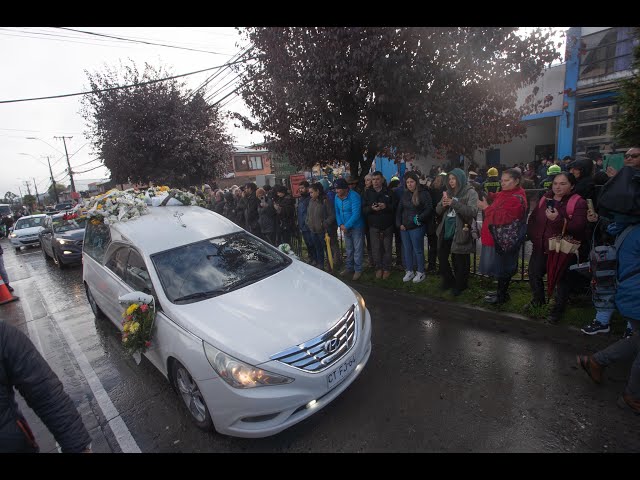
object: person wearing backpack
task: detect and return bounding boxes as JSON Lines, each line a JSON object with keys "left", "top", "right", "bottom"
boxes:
{"left": 577, "top": 211, "right": 640, "bottom": 415}
{"left": 477, "top": 168, "right": 528, "bottom": 304}
{"left": 525, "top": 172, "right": 588, "bottom": 322}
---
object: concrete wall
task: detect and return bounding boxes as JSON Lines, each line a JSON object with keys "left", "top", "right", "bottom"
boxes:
{"left": 516, "top": 63, "right": 566, "bottom": 113}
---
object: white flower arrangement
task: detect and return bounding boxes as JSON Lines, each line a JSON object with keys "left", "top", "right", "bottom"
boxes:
{"left": 85, "top": 189, "right": 149, "bottom": 225}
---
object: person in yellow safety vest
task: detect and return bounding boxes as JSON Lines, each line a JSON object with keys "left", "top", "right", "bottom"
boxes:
{"left": 483, "top": 167, "right": 501, "bottom": 194}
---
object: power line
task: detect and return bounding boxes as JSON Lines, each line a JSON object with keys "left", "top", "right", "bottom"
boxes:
{"left": 0, "top": 57, "right": 255, "bottom": 105}
{"left": 70, "top": 158, "right": 100, "bottom": 169}
{"left": 0, "top": 30, "right": 134, "bottom": 50}
{"left": 190, "top": 45, "right": 252, "bottom": 98}
{"left": 74, "top": 164, "right": 106, "bottom": 175}
{"left": 55, "top": 27, "right": 230, "bottom": 56}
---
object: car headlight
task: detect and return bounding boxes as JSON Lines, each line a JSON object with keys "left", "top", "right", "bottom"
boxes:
{"left": 349, "top": 287, "right": 367, "bottom": 330}
{"left": 56, "top": 239, "right": 67, "bottom": 244}
{"left": 9, "top": 233, "right": 16, "bottom": 238}
{"left": 203, "top": 341, "right": 293, "bottom": 389}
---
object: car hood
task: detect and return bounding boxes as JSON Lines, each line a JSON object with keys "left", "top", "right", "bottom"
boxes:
{"left": 165, "top": 260, "right": 358, "bottom": 364}
{"left": 55, "top": 229, "right": 85, "bottom": 241}
{"left": 14, "top": 226, "right": 43, "bottom": 237}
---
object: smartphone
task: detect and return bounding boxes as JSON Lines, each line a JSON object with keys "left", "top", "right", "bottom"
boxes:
{"left": 546, "top": 198, "right": 555, "bottom": 212}
{"left": 587, "top": 198, "right": 594, "bottom": 214}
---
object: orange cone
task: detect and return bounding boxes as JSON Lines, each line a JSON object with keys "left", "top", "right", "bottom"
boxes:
{"left": 0, "top": 279, "right": 19, "bottom": 305}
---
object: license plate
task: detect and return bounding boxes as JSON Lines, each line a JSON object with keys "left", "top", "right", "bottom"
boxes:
{"left": 326, "top": 354, "right": 357, "bottom": 391}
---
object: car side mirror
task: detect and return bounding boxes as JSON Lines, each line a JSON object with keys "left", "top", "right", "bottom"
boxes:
{"left": 118, "top": 291, "right": 155, "bottom": 305}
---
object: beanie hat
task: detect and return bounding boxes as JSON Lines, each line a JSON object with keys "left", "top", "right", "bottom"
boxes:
{"left": 487, "top": 167, "right": 499, "bottom": 177}
{"left": 547, "top": 164, "right": 562, "bottom": 176}
{"left": 334, "top": 178, "right": 349, "bottom": 189}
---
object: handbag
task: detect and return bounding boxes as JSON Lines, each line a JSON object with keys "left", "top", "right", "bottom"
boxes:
{"left": 488, "top": 195, "right": 527, "bottom": 255}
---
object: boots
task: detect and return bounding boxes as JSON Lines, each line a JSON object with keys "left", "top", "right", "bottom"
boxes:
{"left": 485, "top": 277, "right": 510, "bottom": 304}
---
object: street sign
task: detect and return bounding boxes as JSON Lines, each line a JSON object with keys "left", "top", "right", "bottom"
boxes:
{"left": 289, "top": 174, "right": 307, "bottom": 198}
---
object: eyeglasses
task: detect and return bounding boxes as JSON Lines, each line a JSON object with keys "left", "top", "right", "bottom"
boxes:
{"left": 624, "top": 153, "right": 640, "bottom": 159}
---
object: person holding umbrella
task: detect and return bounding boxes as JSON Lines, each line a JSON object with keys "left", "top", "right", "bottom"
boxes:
{"left": 525, "top": 172, "right": 588, "bottom": 322}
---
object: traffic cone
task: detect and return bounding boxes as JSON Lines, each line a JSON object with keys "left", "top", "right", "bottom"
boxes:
{"left": 0, "top": 279, "right": 19, "bottom": 305}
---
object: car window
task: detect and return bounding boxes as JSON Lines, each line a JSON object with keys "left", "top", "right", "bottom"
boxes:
{"left": 15, "top": 217, "right": 45, "bottom": 229}
{"left": 152, "top": 232, "right": 291, "bottom": 304}
{"left": 0, "top": 206, "right": 11, "bottom": 216}
{"left": 105, "top": 247, "right": 129, "bottom": 280}
{"left": 53, "top": 217, "right": 86, "bottom": 233}
{"left": 83, "top": 221, "right": 111, "bottom": 262}
{"left": 125, "top": 250, "right": 154, "bottom": 295}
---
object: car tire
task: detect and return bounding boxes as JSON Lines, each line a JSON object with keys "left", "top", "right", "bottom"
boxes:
{"left": 85, "top": 283, "right": 105, "bottom": 319}
{"left": 171, "top": 360, "right": 214, "bottom": 431}
{"left": 52, "top": 250, "right": 66, "bottom": 269}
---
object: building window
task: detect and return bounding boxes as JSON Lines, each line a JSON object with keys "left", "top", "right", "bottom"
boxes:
{"left": 575, "top": 104, "right": 623, "bottom": 156}
{"left": 579, "top": 27, "right": 637, "bottom": 80}
{"left": 233, "top": 155, "right": 263, "bottom": 172}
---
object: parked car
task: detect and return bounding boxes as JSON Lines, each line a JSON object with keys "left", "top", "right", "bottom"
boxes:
{"left": 9, "top": 214, "right": 47, "bottom": 252}
{"left": 54, "top": 202, "right": 74, "bottom": 212}
{"left": 82, "top": 205, "right": 372, "bottom": 438}
{"left": 40, "top": 213, "right": 86, "bottom": 268}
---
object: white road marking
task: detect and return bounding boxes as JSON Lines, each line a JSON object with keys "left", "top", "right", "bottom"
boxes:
{"left": 30, "top": 267, "right": 142, "bottom": 453}
{"left": 20, "top": 283, "right": 44, "bottom": 355}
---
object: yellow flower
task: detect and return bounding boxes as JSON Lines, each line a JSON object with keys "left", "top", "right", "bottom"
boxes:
{"left": 123, "top": 322, "right": 130, "bottom": 333}
{"left": 123, "top": 337, "right": 128, "bottom": 343}
{"left": 130, "top": 322, "right": 140, "bottom": 333}
{"left": 159, "top": 186, "right": 169, "bottom": 192}
{"left": 96, "top": 204, "right": 103, "bottom": 210}
{"left": 126, "top": 303, "right": 139, "bottom": 316}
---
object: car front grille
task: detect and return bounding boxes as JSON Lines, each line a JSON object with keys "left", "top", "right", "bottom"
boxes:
{"left": 270, "top": 305, "right": 356, "bottom": 373}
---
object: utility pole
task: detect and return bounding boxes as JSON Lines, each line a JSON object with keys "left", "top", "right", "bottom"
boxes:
{"left": 55, "top": 136, "right": 75, "bottom": 194}
{"left": 33, "top": 178, "right": 41, "bottom": 207}
{"left": 46, "top": 156, "right": 59, "bottom": 204}
{"left": 23, "top": 180, "right": 32, "bottom": 197}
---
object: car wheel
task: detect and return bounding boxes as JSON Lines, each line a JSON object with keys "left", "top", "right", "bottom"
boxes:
{"left": 85, "top": 283, "right": 104, "bottom": 319}
{"left": 52, "top": 250, "right": 65, "bottom": 269}
{"left": 171, "top": 360, "right": 213, "bottom": 431}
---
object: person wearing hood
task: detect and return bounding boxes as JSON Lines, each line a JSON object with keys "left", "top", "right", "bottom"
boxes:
{"left": 569, "top": 159, "right": 596, "bottom": 202}
{"left": 477, "top": 168, "right": 528, "bottom": 304}
{"left": 435, "top": 168, "right": 479, "bottom": 295}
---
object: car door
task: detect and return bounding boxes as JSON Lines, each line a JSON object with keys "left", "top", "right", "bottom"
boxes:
{"left": 42, "top": 217, "right": 54, "bottom": 256}
{"left": 101, "top": 245, "right": 132, "bottom": 326}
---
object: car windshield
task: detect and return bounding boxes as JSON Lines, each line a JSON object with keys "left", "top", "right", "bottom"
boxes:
{"left": 0, "top": 206, "right": 10, "bottom": 216}
{"left": 53, "top": 217, "right": 86, "bottom": 233}
{"left": 55, "top": 203, "right": 72, "bottom": 210}
{"left": 15, "top": 217, "right": 45, "bottom": 229}
{"left": 152, "top": 232, "right": 291, "bottom": 304}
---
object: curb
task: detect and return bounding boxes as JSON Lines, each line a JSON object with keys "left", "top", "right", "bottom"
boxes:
{"left": 349, "top": 280, "right": 615, "bottom": 353}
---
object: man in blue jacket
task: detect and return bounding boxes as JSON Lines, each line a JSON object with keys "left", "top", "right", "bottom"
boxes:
{"left": 334, "top": 178, "right": 365, "bottom": 280}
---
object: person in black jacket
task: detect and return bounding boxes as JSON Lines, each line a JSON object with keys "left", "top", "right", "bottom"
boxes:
{"left": 256, "top": 187, "right": 277, "bottom": 246}
{"left": 396, "top": 171, "right": 433, "bottom": 284}
{"left": 273, "top": 185, "right": 296, "bottom": 246}
{"left": 243, "top": 183, "right": 261, "bottom": 236}
{"left": 363, "top": 171, "right": 395, "bottom": 279}
{"left": 426, "top": 173, "right": 446, "bottom": 273}
{"left": 0, "top": 321, "right": 92, "bottom": 453}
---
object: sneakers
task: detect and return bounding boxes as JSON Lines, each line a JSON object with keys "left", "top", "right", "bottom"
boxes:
{"left": 581, "top": 321, "right": 610, "bottom": 335}
{"left": 402, "top": 271, "right": 415, "bottom": 282}
{"left": 352, "top": 272, "right": 362, "bottom": 281}
{"left": 412, "top": 272, "right": 426, "bottom": 283}
{"left": 577, "top": 355, "right": 604, "bottom": 384}
{"left": 623, "top": 327, "right": 634, "bottom": 339}
{"left": 382, "top": 271, "right": 391, "bottom": 280}
{"left": 617, "top": 394, "right": 640, "bottom": 415}
{"left": 375, "top": 270, "right": 383, "bottom": 279}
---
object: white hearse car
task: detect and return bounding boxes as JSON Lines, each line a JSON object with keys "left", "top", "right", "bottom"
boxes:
{"left": 82, "top": 204, "right": 372, "bottom": 438}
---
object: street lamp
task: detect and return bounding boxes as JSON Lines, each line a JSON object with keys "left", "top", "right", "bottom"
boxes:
{"left": 25, "top": 137, "right": 64, "bottom": 155}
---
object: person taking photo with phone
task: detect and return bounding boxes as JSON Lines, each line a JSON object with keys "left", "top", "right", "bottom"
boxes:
{"left": 525, "top": 172, "right": 588, "bottom": 323}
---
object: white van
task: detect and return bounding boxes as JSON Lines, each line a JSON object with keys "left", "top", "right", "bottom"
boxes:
{"left": 82, "top": 204, "right": 372, "bottom": 438}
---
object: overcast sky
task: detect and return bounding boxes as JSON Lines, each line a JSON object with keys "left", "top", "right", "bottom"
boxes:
{"left": 0, "top": 27, "right": 261, "bottom": 200}
{"left": 0, "top": 27, "right": 566, "bottom": 202}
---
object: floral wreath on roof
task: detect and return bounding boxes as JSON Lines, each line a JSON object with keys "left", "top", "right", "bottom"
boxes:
{"left": 85, "top": 185, "right": 205, "bottom": 225}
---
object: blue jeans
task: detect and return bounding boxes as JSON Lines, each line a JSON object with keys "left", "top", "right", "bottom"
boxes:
{"left": 344, "top": 228, "right": 364, "bottom": 272}
{"left": 595, "top": 309, "right": 632, "bottom": 330}
{"left": 400, "top": 226, "right": 426, "bottom": 273}
{"left": 310, "top": 232, "right": 325, "bottom": 267}
{"left": 301, "top": 230, "right": 316, "bottom": 262}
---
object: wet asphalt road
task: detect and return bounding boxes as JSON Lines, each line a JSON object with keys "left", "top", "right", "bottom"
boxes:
{"left": 1, "top": 238, "right": 639, "bottom": 453}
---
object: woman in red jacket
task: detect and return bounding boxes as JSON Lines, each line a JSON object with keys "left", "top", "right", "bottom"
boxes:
{"left": 477, "top": 168, "right": 528, "bottom": 304}
{"left": 525, "top": 172, "right": 588, "bottom": 323}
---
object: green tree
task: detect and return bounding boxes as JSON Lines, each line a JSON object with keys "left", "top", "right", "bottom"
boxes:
{"left": 235, "top": 27, "right": 560, "bottom": 177}
{"left": 614, "top": 27, "right": 640, "bottom": 147}
{"left": 47, "top": 183, "right": 66, "bottom": 201}
{"left": 23, "top": 194, "right": 36, "bottom": 208}
{"left": 81, "top": 62, "right": 234, "bottom": 188}
{"left": 3, "top": 192, "right": 17, "bottom": 204}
